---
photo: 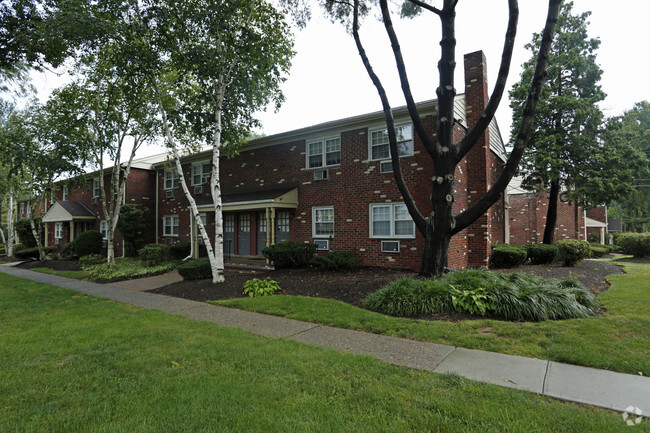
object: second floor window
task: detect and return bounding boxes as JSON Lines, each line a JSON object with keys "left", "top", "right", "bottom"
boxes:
{"left": 100, "top": 220, "right": 109, "bottom": 239}
{"left": 93, "top": 178, "right": 101, "bottom": 198}
{"left": 164, "top": 168, "right": 180, "bottom": 189}
{"left": 62, "top": 185, "right": 68, "bottom": 201}
{"left": 370, "top": 124, "right": 413, "bottom": 161}
{"left": 307, "top": 137, "right": 341, "bottom": 168}
{"left": 192, "top": 162, "right": 211, "bottom": 186}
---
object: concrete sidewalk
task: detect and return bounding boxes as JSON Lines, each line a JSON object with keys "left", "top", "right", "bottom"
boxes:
{"left": 1, "top": 265, "right": 648, "bottom": 417}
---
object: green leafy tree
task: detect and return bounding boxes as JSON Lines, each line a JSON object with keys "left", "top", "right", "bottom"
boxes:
{"left": 116, "top": 204, "right": 147, "bottom": 257}
{"left": 509, "top": 2, "right": 608, "bottom": 244}
{"left": 290, "top": 0, "right": 561, "bottom": 276}
{"left": 139, "top": 0, "right": 294, "bottom": 283}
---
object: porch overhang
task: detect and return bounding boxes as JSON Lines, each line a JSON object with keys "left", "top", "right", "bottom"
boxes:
{"left": 195, "top": 185, "right": 298, "bottom": 212}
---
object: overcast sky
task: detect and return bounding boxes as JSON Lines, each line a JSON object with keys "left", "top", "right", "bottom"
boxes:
{"left": 31, "top": 1, "right": 650, "bottom": 153}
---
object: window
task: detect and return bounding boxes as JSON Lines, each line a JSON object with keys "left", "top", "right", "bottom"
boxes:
{"left": 163, "top": 215, "right": 179, "bottom": 236}
{"left": 19, "top": 202, "right": 25, "bottom": 216}
{"left": 370, "top": 124, "right": 413, "bottom": 161}
{"left": 224, "top": 214, "right": 235, "bottom": 232}
{"left": 370, "top": 203, "right": 415, "bottom": 238}
{"left": 93, "top": 178, "right": 100, "bottom": 198}
{"left": 192, "top": 162, "right": 211, "bottom": 186}
{"left": 54, "top": 222, "right": 63, "bottom": 239}
{"left": 307, "top": 137, "right": 340, "bottom": 168}
{"left": 197, "top": 213, "right": 207, "bottom": 244}
{"left": 239, "top": 213, "right": 250, "bottom": 233}
{"left": 164, "top": 168, "right": 180, "bottom": 189}
{"left": 276, "top": 211, "right": 290, "bottom": 233}
{"left": 100, "top": 220, "right": 109, "bottom": 239}
{"left": 313, "top": 206, "right": 334, "bottom": 238}
{"left": 62, "top": 185, "right": 68, "bottom": 201}
{"left": 314, "top": 239, "right": 329, "bottom": 251}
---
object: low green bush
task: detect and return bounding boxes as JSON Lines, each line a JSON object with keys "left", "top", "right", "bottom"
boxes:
{"left": 79, "top": 253, "right": 105, "bottom": 267}
{"left": 526, "top": 244, "right": 558, "bottom": 265}
{"left": 242, "top": 278, "right": 281, "bottom": 297}
{"left": 315, "top": 251, "right": 356, "bottom": 270}
{"left": 177, "top": 259, "right": 212, "bottom": 280}
{"left": 557, "top": 239, "right": 591, "bottom": 266}
{"left": 169, "top": 242, "right": 192, "bottom": 260}
{"left": 60, "top": 241, "right": 75, "bottom": 259}
{"left": 616, "top": 232, "right": 650, "bottom": 258}
{"left": 138, "top": 243, "right": 170, "bottom": 266}
{"left": 589, "top": 243, "right": 608, "bottom": 258}
{"left": 489, "top": 244, "right": 527, "bottom": 268}
{"left": 263, "top": 242, "right": 316, "bottom": 269}
{"left": 14, "top": 246, "right": 57, "bottom": 260}
{"left": 363, "top": 269, "right": 599, "bottom": 322}
{"left": 74, "top": 230, "right": 103, "bottom": 257}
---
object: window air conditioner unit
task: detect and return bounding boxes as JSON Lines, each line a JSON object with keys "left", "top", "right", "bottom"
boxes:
{"left": 102, "top": 239, "right": 108, "bottom": 248}
{"left": 380, "top": 161, "right": 393, "bottom": 173}
{"left": 313, "top": 169, "right": 329, "bottom": 180}
{"left": 314, "top": 239, "right": 329, "bottom": 251}
{"left": 91, "top": 197, "right": 98, "bottom": 205}
{"left": 54, "top": 238, "right": 60, "bottom": 245}
{"left": 194, "top": 185, "right": 203, "bottom": 195}
{"left": 381, "top": 240, "right": 400, "bottom": 253}
{"left": 165, "top": 190, "right": 174, "bottom": 199}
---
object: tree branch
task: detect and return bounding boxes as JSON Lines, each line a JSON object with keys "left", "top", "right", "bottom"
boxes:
{"left": 406, "top": 0, "right": 442, "bottom": 15}
{"left": 453, "top": 0, "right": 561, "bottom": 235}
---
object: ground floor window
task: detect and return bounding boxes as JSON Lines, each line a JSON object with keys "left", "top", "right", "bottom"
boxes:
{"left": 54, "top": 222, "right": 63, "bottom": 239}
{"left": 100, "top": 220, "right": 109, "bottom": 239}
{"left": 313, "top": 206, "right": 334, "bottom": 238}
{"left": 370, "top": 203, "right": 415, "bottom": 238}
{"left": 163, "top": 215, "right": 179, "bottom": 236}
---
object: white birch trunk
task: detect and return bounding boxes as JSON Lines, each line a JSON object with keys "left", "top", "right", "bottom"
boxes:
{"left": 6, "top": 189, "right": 15, "bottom": 257}
{"left": 210, "top": 83, "right": 226, "bottom": 284}
{"left": 28, "top": 184, "right": 46, "bottom": 260}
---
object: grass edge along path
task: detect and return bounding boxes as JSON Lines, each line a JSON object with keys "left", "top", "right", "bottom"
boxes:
{"left": 0, "top": 274, "right": 638, "bottom": 432}
{"left": 215, "top": 259, "right": 650, "bottom": 376}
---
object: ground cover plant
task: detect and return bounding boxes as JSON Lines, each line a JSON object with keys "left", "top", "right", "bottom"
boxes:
{"left": 0, "top": 273, "right": 634, "bottom": 432}
{"left": 82, "top": 257, "right": 178, "bottom": 281}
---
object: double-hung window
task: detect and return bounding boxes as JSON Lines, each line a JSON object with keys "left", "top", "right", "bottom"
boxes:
{"left": 164, "top": 168, "right": 180, "bottom": 189}
{"left": 370, "top": 203, "right": 415, "bottom": 238}
{"left": 313, "top": 206, "right": 334, "bottom": 238}
{"left": 54, "top": 222, "right": 63, "bottom": 239}
{"left": 307, "top": 137, "right": 340, "bottom": 168}
{"left": 192, "top": 162, "right": 211, "bottom": 186}
{"left": 93, "top": 177, "right": 101, "bottom": 198}
{"left": 100, "top": 220, "right": 109, "bottom": 239}
{"left": 163, "top": 215, "right": 179, "bottom": 236}
{"left": 62, "top": 185, "right": 68, "bottom": 201}
{"left": 370, "top": 124, "right": 414, "bottom": 162}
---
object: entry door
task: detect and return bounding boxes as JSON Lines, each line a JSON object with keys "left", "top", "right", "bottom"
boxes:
{"left": 238, "top": 213, "right": 251, "bottom": 255}
{"left": 257, "top": 211, "right": 268, "bottom": 256}
{"left": 276, "top": 211, "right": 290, "bottom": 244}
{"left": 223, "top": 213, "right": 235, "bottom": 257}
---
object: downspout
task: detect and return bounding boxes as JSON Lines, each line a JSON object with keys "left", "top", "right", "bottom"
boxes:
{"left": 583, "top": 209, "right": 587, "bottom": 241}
{"left": 155, "top": 168, "right": 159, "bottom": 244}
{"left": 183, "top": 209, "right": 194, "bottom": 262}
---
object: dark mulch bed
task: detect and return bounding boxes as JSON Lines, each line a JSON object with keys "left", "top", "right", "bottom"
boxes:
{"left": 152, "top": 258, "right": 627, "bottom": 308}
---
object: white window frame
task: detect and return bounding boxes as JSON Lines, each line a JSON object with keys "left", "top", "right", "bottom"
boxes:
{"left": 164, "top": 168, "right": 180, "bottom": 190}
{"left": 191, "top": 161, "right": 211, "bottom": 186}
{"left": 369, "top": 124, "right": 414, "bottom": 161}
{"left": 62, "top": 185, "right": 68, "bottom": 201}
{"left": 163, "top": 215, "right": 179, "bottom": 237}
{"left": 314, "top": 239, "right": 330, "bottom": 251}
{"left": 312, "top": 206, "right": 334, "bottom": 238}
{"left": 197, "top": 213, "right": 207, "bottom": 244}
{"left": 306, "top": 136, "right": 341, "bottom": 169}
{"left": 93, "top": 177, "right": 101, "bottom": 198}
{"left": 370, "top": 203, "right": 415, "bottom": 239}
{"left": 54, "top": 222, "right": 63, "bottom": 239}
{"left": 100, "top": 220, "right": 109, "bottom": 240}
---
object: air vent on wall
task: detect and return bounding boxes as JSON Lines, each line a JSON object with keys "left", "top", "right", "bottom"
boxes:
{"left": 165, "top": 190, "right": 174, "bottom": 199}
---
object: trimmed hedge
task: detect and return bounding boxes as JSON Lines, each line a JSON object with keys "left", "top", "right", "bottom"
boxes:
{"left": 60, "top": 241, "right": 75, "bottom": 259}
{"left": 170, "top": 242, "right": 192, "bottom": 260}
{"left": 138, "top": 243, "right": 170, "bottom": 266}
{"left": 616, "top": 232, "right": 650, "bottom": 258}
{"left": 526, "top": 244, "right": 558, "bottom": 265}
{"left": 177, "top": 259, "right": 212, "bottom": 280}
{"left": 589, "top": 243, "right": 608, "bottom": 258}
{"left": 263, "top": 242, "right": 317, "bottom": 269}
{"left": 557, "top": 239, "right": 591, "bottom": 266}
{"left": 489, "top": 244, "right": 527, "bottom": 268}
{"left": 74, "top": 230, "right": 103, "bottom": 257}
{"left": 315, "top": 251, "right": 356, "bottom": 270}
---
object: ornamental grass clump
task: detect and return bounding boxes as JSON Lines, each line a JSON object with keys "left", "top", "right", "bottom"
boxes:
{"left": 363, "top": 269, "right": 600, "bottom": 322}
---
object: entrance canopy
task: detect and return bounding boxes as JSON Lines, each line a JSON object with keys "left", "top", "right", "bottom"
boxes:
{"left": 195, "top": 184, "right": 298, "bottom": 212}
{"left": 42, "top": 201, "right": 97, "bottom": 223}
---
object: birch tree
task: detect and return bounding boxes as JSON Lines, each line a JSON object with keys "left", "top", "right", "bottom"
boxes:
{"left": 138, "top": 0, "right": 293, "bottom": 283}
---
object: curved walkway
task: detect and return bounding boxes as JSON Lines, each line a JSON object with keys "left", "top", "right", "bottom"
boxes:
{"left": 1, "top": 265, "right": 648, "bottom": 418}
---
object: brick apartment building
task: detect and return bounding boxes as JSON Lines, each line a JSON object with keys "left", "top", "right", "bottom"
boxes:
{"left": 31, "top": 50, "right": 509, "bottom": 271}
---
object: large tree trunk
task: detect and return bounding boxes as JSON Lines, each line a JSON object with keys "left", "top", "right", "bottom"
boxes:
{"left": 6, "top": 189, "right": 15, "bottom": 257}
{"left": 543, "top": 179, "right": 560, "bottom": 244}
{"left": 209, "top": 86, "right": 226, "bottom": 284}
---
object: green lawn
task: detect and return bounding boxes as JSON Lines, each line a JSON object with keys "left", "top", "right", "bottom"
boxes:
{"left": 29, "top": 267, "right": 89, "bottom": 279}
{"left": 0, "top": 273, "right": 639, "bottom": 432}
{"left": 215, "top": 259, "right": 650, "bottom": 375}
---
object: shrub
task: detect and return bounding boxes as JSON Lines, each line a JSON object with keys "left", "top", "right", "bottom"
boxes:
{"left": 138, "top": 243, "right": 170, "bottom": 266}
{"left": 15, "top": 218, "right": 42, "bottom": 248}
{"left": 489, "top": 244, "right": 527, "bottom": 268}
{"left": 79, "top": 253, "right": 105, "bottom": 267}
{"left": 74, "top": 230, "right": 103, "bottom": 257}
{"left": 242, "top": 278, "right": 281, "bottom": 297}
{"left": 363, "top": 269, "right": 600, "bottom": 321}
{"left": 315, "top": 251, "right": 356, "bottom": 270}
{"left": 116, "top": 204, "right": 147, "bottom": 257}
{"left": 14, "top": 246, "right": 56, "bottom": 260}
{"left": 526, "top": 244, "right": 558, "bottom": 265}
{"left": 177, "top": 259, "right": 212, "bottom": 280}
{"left": 262, "top": 242, "right": 316, "bottom": 269}
{"left": 60, "top": 242, "right": 75, "bottom": 259}
{"left": 589, "top": 243, "right": 608, "bottom": 258}
{"left": 589, "top": 232, "right": 600, "bottom": 243}
{"left": 616, "top": 232, "right": 650, "bottom": 258}
{"left": 169, "top": 242, "right": 192, "bottom": 260}
{"left": 557, "top": 239, "right": 591, "bottom": 266}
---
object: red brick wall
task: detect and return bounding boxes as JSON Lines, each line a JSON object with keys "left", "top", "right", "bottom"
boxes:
{"left": 508, "top": 192, "right": 585, "bottom": 244}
